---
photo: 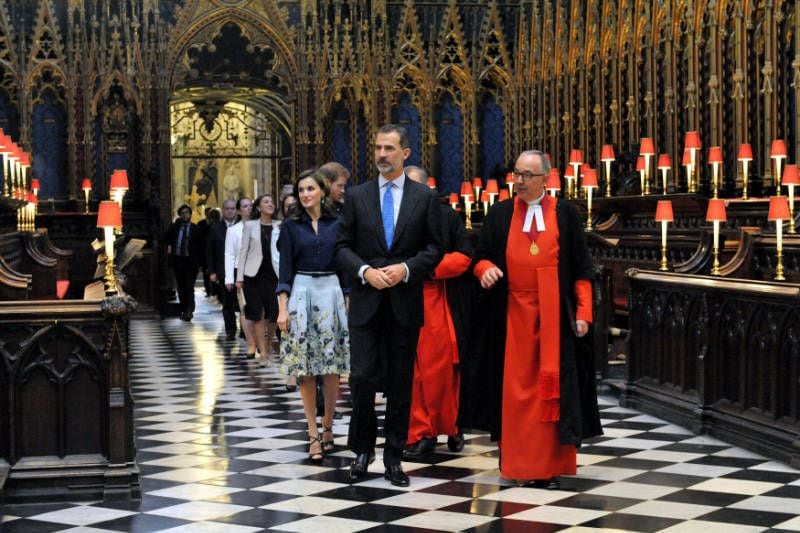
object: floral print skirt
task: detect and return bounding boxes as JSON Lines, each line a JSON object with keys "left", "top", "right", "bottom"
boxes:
{"left": 279, "top": 273, "right": 350, "bottom": 377}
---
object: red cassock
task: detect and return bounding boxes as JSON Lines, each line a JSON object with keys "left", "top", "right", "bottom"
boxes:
{"left": 407, "top": 250, "right": 472, "bottom": 444}
{"left": 475, "top": 195, "right": 592, "bottom": 480}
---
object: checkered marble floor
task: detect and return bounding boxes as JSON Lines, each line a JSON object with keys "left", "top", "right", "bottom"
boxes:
{"left": 4, "top": 293, "right": 800, "bottom": 532}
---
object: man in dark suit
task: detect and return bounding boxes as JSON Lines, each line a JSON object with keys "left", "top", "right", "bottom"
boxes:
{"left": 206, "top": 199, "right": 239, "bottom": 339}
{"left": 165, "top": 204, "right": 203, "bottom": 321}
{"left": 336, "top": 124, "right": 442, "bottom": 487}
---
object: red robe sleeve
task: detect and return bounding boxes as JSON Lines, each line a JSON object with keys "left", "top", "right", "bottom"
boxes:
{"left": 574, "top": 279, "right": 592, "bottom": 323}
{"left": 473, "top": 259, "right": 497, "bottom": 280}
{"left": 433, "top": 251, "right": 471, "bottom": 279}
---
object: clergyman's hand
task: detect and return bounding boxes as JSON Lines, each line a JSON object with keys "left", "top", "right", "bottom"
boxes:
{"left": 480, "top": 266, "right": 504, "bottom": 289}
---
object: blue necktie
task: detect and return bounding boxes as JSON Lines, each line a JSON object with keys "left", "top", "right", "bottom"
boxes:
{"left": 382, "top": 182, "right": 395, "bottom": 247}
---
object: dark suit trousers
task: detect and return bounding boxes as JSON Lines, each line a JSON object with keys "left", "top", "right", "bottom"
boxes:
{"left": 172, "top": 256, "right": 198, "bottom": 314}
{"left": 348, "top": 298, "right": 419, "bottom": 467}
{"left": 218, "top": 281, "right": 237, "bottom": 336}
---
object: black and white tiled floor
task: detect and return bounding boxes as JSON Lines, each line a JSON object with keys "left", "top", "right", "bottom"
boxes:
{"left": 4, "top": 292, "right": 800, "bottom": 532}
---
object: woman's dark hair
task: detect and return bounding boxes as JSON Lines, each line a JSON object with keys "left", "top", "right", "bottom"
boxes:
{"left": 253, "top": 194, "right": 275, "bottom": 218}
{"left": 290, "top": 169, "right": 334, "bottom": 220}
{"left": 280, "top": 194, "right": 297, "bottom": 220}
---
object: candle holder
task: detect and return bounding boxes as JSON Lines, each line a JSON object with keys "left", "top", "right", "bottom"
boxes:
{"left": 97, "top": 201, "right": 122, "bottom": 295}
{"left": 505, "top": 172, "right": 514, "bottom": 197}
{"left": 464, "top": 200, "right": 473, "bottom": 230}
{"left": 782, "top": 164, "right": 799, "bottom": 234}
{"left": 546, "top": 169, "right": 561, "bottom": 197}
{"left": 569, "top": 149, "right": 583, "bottom": 200}
{"left": 472, "top": 177, "right": 482, "bottom": 204}
{"left": 771, "top": 140, "right": 787, "bottom": 195}
{"left": 738, "top": 143, "right": 753, "bottom": 200}
{"left": 706, "top": 199, "right": 727, "bottom": 276}
{"left": 583, "top": 168, "right": 598, "bottom": 231}
{"left": 768, "top": 196, "right": 790, "bottom": 280}
{"left": 636, "top": 156, "right": 646, "bottom": 195}
{"left": 448, "top": 193, "right": 459, "bottom": 211}
{"left": 657, "top": 154, "right": 671, "bottom": 194}
{"left": 685, "top": 131, "right": 701, "bottom": 194}
{"left": 485, "top": 179, "right": 499, "bottom": 205}
{"left": 655, "top": 200, "right": 674, "bottom": 271}
{"left": 682, "top": 149, "right": 692, "bottom": 193}
{"left": 82, "top": 178, "right": 92, "bottom": 213}
{"left": 480, "top": 190, "right": 489, "bottom": 214}
{"left": 640, "top": 138, "right": 655, "bottom": 195}
{"left": 563, "top": 166, "right": 575, "bottom": 199}
{"left": 708, "top": 146, "right": 723, "bottom": 199}
{"left": 601, "top": 144, "right": 615, "bottom": 197}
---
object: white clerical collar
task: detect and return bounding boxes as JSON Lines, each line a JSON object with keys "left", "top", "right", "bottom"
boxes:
{"left": 523, "top": 192, "right": 547, "bottom": 232}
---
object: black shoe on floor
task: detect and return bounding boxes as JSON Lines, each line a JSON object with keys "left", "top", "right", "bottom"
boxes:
{"left": 225, "top": 332, "right": 236, "bottom": 341}
{"left": 384, "top": 465, "right": 410, "bottom": 487}
{"left": 447, "top": 431, "right": 465, "bottom": 452}
{"left": 533, "top": 477, "right": 560, "bottom": 490}
{"left": 403, "top": 437, "right": 436, "bottom": 459}
{"left": 349, "top": 452, "right": 375, "bottom": 482}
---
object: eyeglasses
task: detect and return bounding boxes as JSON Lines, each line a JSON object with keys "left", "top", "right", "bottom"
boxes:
{"left": 512, "top": 169, "right": 547, "bottom": 182}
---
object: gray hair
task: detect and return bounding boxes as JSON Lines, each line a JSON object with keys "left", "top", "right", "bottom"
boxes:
{"left": 518, "top": 150, "right": 551, "bottom": 173}
{"left": 404, "top": 165, "right": 428, "bottom": 184}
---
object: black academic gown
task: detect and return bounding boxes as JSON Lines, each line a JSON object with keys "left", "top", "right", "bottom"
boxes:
{"left": 458, "top": 198, "right": 603, "bottom": 446}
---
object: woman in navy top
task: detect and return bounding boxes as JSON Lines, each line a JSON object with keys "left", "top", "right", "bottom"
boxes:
{"left": 276, "top": 169, "right": 350, "bottom": 461}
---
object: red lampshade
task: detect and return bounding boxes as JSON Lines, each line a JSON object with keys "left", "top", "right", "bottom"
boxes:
{"left": 426, "top": 177, "right": 436, "bottom": 189}
{"left": 27, "top": 191, "right": 37, "bottom": 204}
{"left": 30, "top": 179, "right": 40, "bottom": 192}
{"left": 601, "top": 144, "right": 615, "bottom": 162}
{"left": 582, "top": 168, "right": 598, "bottom": 187}
{"left": 655, "top": 200, "right": 674, "bottom": 222}
{"left": 657, "top": 154, "right": 672, "bottom": 169}
{"left": 505, "top": 172, "right": 513, "bottom": 185}
{"left": 705, "top": 199, "right": 727, "bottom": 222}
{"left": 546, "top": 169, "right": 561, "bottom": 190}
{"left": 564, "top": 166, "right": 574, "bottom": 179}
{"left": 97, "top": 200, "right": 122, "bottom": 228}
{"left": 0, "top": 134, "right": 9, "bottom": 150}
{"left": 7, "top": 145, "right": 20, "bottom": 161}
{"left": 569, "top": 149, "right": 583, "bottom": 165}
{"left": 110, "top": 169, "right": 129, "bottom": 191}
{"left": 768, "top": 195, "right": 791, "bottom": 220}
{"left": 685, "top": 131, "right": 702, "bottom": 150}
{"left": 782, "top": 164, "right": 800, "bottom": 186}
{"left": 498, "top": 189, "right": 510, "bottom": 201}
{"left": 485, "top": 179, "right": 499, "bottom": 194}
{"left": 18, "top": 152, "right": 30, "bottom": 166}
{"left": 640, "top": 137, "right": 656, "bottom": 156}
{"left": 636, "top": 156, "right": 646, "bottom": 171}
{"left": 56, "top": 280, "right": 69, "bottom": 300}
{"left": 738, "top": 143, "right": 754, "bottom": 161}
{"left": 81, "top": 178, "right": 92, "bottom": 191}
{"left": 771, "top": 139, "right": 788, "bottom": 158}
{"left": 708, "top": 146, "right": 723, "bottom": 164}
{"left": 472, "top": 177, "right": 483, "bottom": 188}
{"left": 480, "top": 190, "right": 490, "bottom": 202}
{"left": 682, "top": 149, "right": 692, "bottom": 166}
{"left": 448, "top": 192, "right": 459, "bottom": 204}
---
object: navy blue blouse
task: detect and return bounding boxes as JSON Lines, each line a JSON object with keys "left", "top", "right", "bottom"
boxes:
{"left": 276, "top": 212, "right": 340, "bottom": 295}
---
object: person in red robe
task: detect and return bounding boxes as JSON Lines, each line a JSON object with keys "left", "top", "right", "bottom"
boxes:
{"left": 460, "top": 150, "right": 602, "bottom": 488}
{"left": 403, "top": 166, "right": 473, "bottom": 457}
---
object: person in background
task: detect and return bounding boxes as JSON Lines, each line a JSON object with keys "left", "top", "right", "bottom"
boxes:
{"left": 276, "top": 170, "right": 349, "bottom": 461}
{"left": 403, "top": 165, "right": 472, "bottom": 458}
{"left": 225, "top": 197, "right": 257, "bottom": 356}
{"left": 278, "top": 193, "right": 299, "bottom": 392}
{"left": 236, "top": 194, "right": 281, "bottom": 364}
{"left": 196, "top": 206, "right": 215, "bottom": 297}
{"left": 207, "top": 199, "right": 239, "bottom": 340}
{"left": 319, "top": 161, "right": 350, "bottom": 216}
{"left": 165, "top": 204, "right": 203, "bottom": 321}
{"left": 463, "top": 149, "right": 602, "bottom": 489}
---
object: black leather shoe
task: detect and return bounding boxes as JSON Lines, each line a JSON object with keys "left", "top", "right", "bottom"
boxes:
{"left": 404, "top": 437, "right": 436, "bottom": 459}
{"left": 447, "top": 431, "right": 465, "bottom": 452}
{"left": 348, "top": 452, "right": 375, "bottom": 482}
{"left": 384, "top": 465, "right": 410, "bottom": 487}
{"left": 533, "top": 477, "right": 560, "bottom": 490}
{"left": 225, "top": 332, "right": 236, "bottom": 341}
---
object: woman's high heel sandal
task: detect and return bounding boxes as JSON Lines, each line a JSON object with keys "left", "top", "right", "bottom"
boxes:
{"left": 322, "top": 425, "right": 334, "bottom": 453}
{"left": 308, "top": 435, "right": 324, "bottom": 462}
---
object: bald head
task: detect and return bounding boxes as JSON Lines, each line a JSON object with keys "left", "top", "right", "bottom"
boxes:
{"left": 404, "top": 165, "right": 428, "bottom": 184}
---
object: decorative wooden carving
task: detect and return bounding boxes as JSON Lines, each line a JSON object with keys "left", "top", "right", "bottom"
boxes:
{"left": 625, "top": 269, "right": 800, "bottom": 467}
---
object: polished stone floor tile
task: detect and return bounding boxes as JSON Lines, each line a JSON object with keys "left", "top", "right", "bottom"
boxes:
{"left": 5, "top": 294, "right": 800, "bottom": 532}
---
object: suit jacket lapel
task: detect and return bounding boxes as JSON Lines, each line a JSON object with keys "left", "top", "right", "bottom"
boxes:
{"left": 392, "top": 180, "right": 417, "bottom": 246}
{"left": 364, "top": 180, "right": 389, "bottom": 250}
